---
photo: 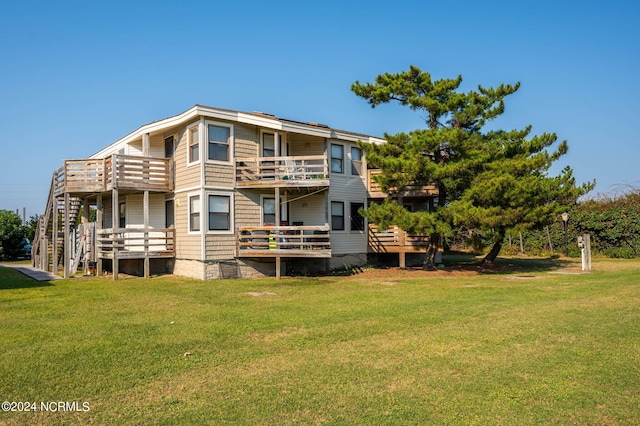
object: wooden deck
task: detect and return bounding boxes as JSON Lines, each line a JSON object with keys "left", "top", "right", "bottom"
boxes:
{"left": 237, "top": 225, "right": 331, "bottom": 258}
{"left": 368, "top": 225, "right": 431, "bottom": 254}
{"left": 53, "top": 154, "right": 173, "bottom": 196}
{"left": 236, "top": 155, "right": 329, "bottom": 188}
{"left": 96, "top": 227, "right": 175, "bottom": 259}
{"left": 367, "top": 169, "right": 438, "bottom": 198}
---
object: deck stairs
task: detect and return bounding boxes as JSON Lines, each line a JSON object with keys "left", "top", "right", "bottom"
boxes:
{"left": 32, "top": 174, "right": 82, "bottom": 273}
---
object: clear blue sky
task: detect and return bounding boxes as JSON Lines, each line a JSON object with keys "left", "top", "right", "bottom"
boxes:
{"left": 1, "top": 0, "right": 638, "bottom": 218}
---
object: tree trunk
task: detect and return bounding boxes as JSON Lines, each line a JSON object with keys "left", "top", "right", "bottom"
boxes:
{"left": 482, "top": 228, "right": 506, "bottom": 264}
{"left": 423, "top": 233, "right": 440, "bottom": 269}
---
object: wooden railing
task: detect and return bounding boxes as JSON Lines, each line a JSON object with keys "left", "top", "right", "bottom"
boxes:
{"left": 236, "top": 155, "right": 328, "bottom": 185}
{"left": 237, "top": 225, "right": 331, "bottom": 256}
{"left": 367, "top": 169, "right": 439, "bottom": 198}
{"left": 368, "top": 224, "right": 430, "bottom": 252}
{"left": 53, "top": 154, "right": 173, "bottom": 195}
{"left": 96, "top": 227, "right": 175, "bottom": 258}
{"left": 107, "top": 155, "right": 173, "bottom": 191}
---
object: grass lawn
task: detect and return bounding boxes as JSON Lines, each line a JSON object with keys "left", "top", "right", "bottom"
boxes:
{"left": 0, "top": 256, "right": 639, "bottom": 425}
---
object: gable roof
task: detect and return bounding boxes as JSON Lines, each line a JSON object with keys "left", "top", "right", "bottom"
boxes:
{"left": 91, "top": 104, "right": 385, "bottom": 159}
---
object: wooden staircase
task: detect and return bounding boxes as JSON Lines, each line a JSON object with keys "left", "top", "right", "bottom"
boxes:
{"left": 32, "top": 173, "right": 82, "bottom": 275}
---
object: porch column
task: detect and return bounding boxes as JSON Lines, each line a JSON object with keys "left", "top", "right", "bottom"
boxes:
{"left": 112, "top": 188, "right": 119, "bottom": 280}
{"left": 275, "top": 187, "right": 281, "bottom": 279}
{"left": 63, "top": 193, "right": 70, "bottom": 279}
{"left": 96, "top": 195, "right": 103, "bottom": 276}
{"left": 52, "top": 196, "right": 58, "bottom": 275}
{"left": 143, "top": 190, "right": 150, "bottom": 278}
{"left": 142, "top": 132, "right": 150, "bottom": 156}
{"left": 82, "top": 199, "right": 89, "bottom": 226}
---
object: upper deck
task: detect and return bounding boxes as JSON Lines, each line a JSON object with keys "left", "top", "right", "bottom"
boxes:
{"left": 367, "top": 169, "right": 438, "bottom": 199}
{"left": 235, "top": 155, "right": 329, "bottom": 188}
{"left": 53, "top": 154, "right": 173, "bottom": 196}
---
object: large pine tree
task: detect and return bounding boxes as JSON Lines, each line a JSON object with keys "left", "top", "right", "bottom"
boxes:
{"left": 352, "top": 66, "right": 592, "bottom": 266}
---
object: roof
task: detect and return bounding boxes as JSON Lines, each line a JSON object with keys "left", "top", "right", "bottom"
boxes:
{"left": 91, "top": 104, "right": 385, "bottom": 159}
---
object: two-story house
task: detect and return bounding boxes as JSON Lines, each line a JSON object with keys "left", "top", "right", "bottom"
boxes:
{"left": 32, "top": 104, "right": 398, "bottom": 279}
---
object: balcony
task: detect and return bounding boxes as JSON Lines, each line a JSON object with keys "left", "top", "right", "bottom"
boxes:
{"left": 236, "top": 155, "right": 329, "bottom": 188}
{"left": 237, "top": 225, "right": 331, "bottom": 258}
{"left": 368, "top": 224, "right": 431, "bottom": 254}
{"left": 96, "top": 227, "right": 175, "bottom": 260}
{"left": 53, "top": 154, "right": 173, "bottom": 196}
{"left": 367, "top": 169, "right": 438, "bottom": 199}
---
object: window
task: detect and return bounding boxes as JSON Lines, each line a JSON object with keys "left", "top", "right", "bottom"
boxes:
{"left": 188, "top": 126, "right": 199, "bottom": 164}
{"left": 208, "top": 124, "right": 230, "bottom": 162}
{"left": 350, "top": 202, "right": 365, "bottom": 231}
{"left": 119, "top": 202, "right": 126, "bottom": 229}
{"left": 262, "top": 197, "right": 275, "bottom": 225}
{"left": 331, "top": 144, "right": 343, "bottom": 174}
{"left": 262, "top": 133, "right": 275, "bottom": 157}
{"left": 331, "top": 201, "right": 344, "bottom": 231}
{"left": 208, "top": 195, "right": 230, "bottom": 231}
{"left": 351, "top": 147, "right": 362, "bottom": 176}
{"left": 189, "top": 195, "right": 200, "bottom": 232}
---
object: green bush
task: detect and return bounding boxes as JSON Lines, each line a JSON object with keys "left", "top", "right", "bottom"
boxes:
{"left": 0, "top": 210, "right": 27, "bottom": 260}
{"left": 602, "top": 247, "right": 636, "bottom": 259}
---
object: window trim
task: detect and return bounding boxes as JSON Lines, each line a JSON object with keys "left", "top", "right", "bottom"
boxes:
{"left": 260, "top": 130, "right": 286, "bottom": 158}
{"left": 205, "top": 120, "right": 233, "bottom": 165}
{"left": 351, "top": 146, "right": 362, "bottom": 176}
{"left": 330, "top": 143, "right": 344, "bottom": 174}
{"left": 187, "top": 123, "right": 200, "bottom": 166}
{"left": 188, "top": 193, "right": 201, "bottom": 234}
{"left": 260, "top": 195, "right": 276, "bottom": 226}
{"left": 206, "top": 191, "right": 234, "bottom": 235}
{"left": 331, "top": 200, "right": 345, "bottom": 231}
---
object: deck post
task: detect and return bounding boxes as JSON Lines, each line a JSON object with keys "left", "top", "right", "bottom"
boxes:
{"left": 52, "top": 196, "right": 58, "bottom": 275}
{"left": 276, "top": 256, "right": 281, "bottom": 279}
{"left": 63, "top": 192, "right": 70, "bottom": 279}
{"left": 143, "top": 190, "right": 150, "bottom": 278}
{"left": 96, "top": 195, "right": 103, "bottom": 276}
{"left": 112, "top": 188, "right": 119, "bottom": 280}
{"left": 142, "top": 132, "right": 150, "bottom": 157}
{"left": 40, "top": 237, "right": 48, "bottom": 271}
{"left": 399, "top": 252, "right": 406, "bottom": 268}
{"left": 275, "top": 187, "right": 280, "bottom": 226}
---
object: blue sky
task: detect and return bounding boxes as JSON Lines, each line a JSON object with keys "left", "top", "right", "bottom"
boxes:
{"left": 1, "top": 0, "right": 638, "bottom": 218}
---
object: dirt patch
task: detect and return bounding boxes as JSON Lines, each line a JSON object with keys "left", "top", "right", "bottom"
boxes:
{"left": 247, "top": 291, "right": 277, "bottom": 297}
{"left": 355, "top": 264, "right": 501, "bottom": 280}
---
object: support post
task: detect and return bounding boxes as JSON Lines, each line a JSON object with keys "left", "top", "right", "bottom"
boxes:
{"left": 112, "top": 188, "right": 119, "bottom": 280}
{"left": 143, "top": 190, "right": 150, "bottom": 278}
{"left": 142, "top": 133, "right": 150, "bottom": 157}
{"left": 63, "top": 193, "right": 70, "bottom": 279}
{"left": 96, "top": 195, "right": 103, "bottom": 276}
{"left": 52, "top": 196, "right": 58, "bottom": 274}
{"left": 276, "top": 256, "right": 281, "bottom": 279}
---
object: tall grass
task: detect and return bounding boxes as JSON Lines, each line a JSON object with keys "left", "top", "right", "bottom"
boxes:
{"left": 1, "top": 257, "right": 638, "bottom": 425}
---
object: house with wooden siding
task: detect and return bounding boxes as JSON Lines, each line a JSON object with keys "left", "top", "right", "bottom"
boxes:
{"left": 34, "top": 104, "right": 435, "bottom": 279}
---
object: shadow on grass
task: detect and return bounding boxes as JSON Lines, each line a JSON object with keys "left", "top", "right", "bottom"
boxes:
{"left": 0, "top": 267, "right": 55, "bottom": 290}
{"left": 441, "top": 252, "right": 575, "bottom": 275}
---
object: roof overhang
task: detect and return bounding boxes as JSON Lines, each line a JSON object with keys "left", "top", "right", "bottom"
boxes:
{"left": 91, "top": 104, "right": 385, "bottom": 159}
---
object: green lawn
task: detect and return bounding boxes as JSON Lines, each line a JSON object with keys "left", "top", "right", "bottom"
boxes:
{"left": 1, "top": 257, "right": 639, "bottom": 425}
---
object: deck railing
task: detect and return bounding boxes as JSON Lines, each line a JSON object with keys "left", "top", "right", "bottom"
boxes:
{"left": 367, "top": 169, "right": 438, "bottom": 198}
{"left": 237, "top": 225, "right": 331, "bottom": 255}
{"left": 96, "top": 227, "right": 175, "bottom": 258}
{"left": 236, "top": 155, "right": 328, "bottom": 185}
{"left": 53, "top": 154, "right": 173, "bottom": 195}
{"left": 368, "top": 224, "right": 431, "bottom": 252}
